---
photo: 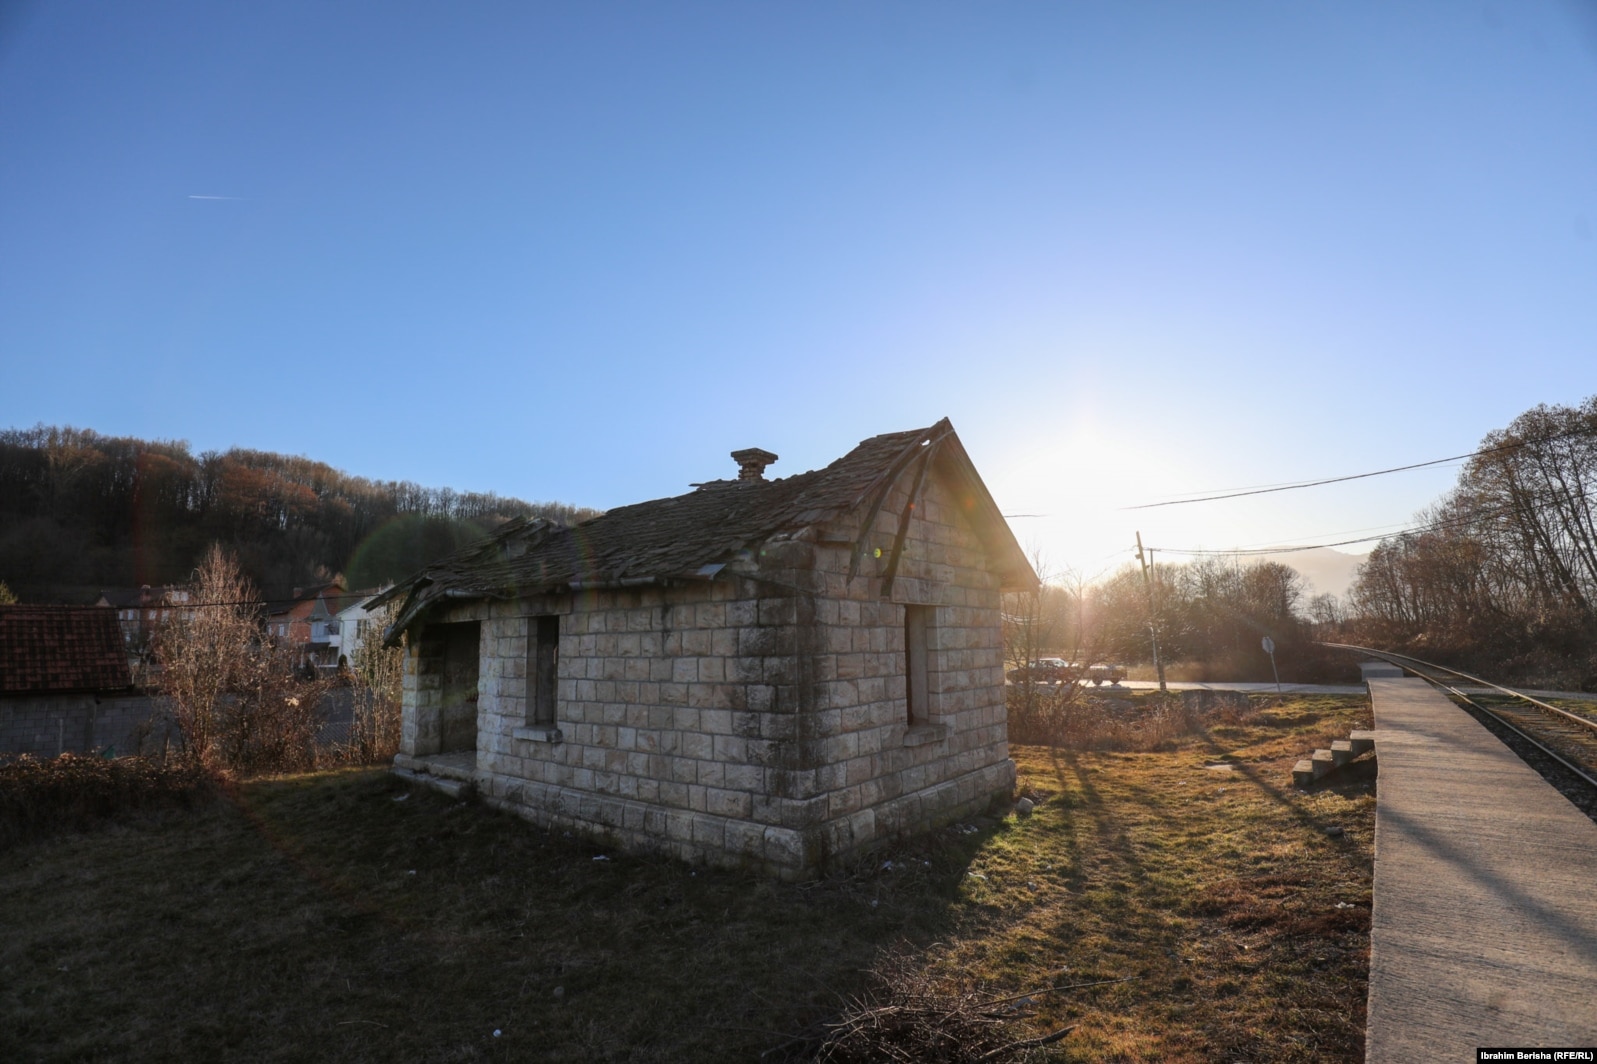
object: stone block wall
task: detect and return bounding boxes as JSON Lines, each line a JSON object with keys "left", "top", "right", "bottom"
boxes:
{"left": 399, "top": 623, "right": 452, "bottom": 757}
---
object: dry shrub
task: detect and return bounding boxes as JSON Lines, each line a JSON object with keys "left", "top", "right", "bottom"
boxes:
{"left": 342, "top": 686, "right": 401, "bottom": 764}
{"left": 340, "top": 596, "right": 403, "bottom": 764}
{"left": 155, "top": 545, "right": 359, "bottom": 774}
{"left": 809, "top": 952, "right": 1072, "bottom": 1064}
{"left": 217, "top": 649, "right": 327, "bottom": 774}
{"left": 1007, "top": 688, "right": 1259, "bottom": 751}
{"left": 0, "top": 753, "right": 215, "bottom": 850}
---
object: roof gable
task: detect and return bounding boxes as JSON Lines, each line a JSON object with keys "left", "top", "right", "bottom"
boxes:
{"left": 373, "top": 419, "right": 1036, "bottom": 641}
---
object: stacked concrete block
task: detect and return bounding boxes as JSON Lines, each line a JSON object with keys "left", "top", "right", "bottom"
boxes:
{"left": 398, "top": 475, "right": 1015, "bottom": 878}
{"left": 0, "top": 694, "right": 166, "bottom": 758}
{"left": 1293, "top": 729, "right": 1379, "bottom": 787}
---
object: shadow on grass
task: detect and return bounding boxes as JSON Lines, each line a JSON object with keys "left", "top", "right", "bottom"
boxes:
{"left": 1186, "top": 719, "right": 1374, "bottom": 842}
{"left": 9, "top": 766, "right": 1004, "bottom": 1064}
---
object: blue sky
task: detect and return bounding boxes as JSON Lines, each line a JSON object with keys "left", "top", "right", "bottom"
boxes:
{"left": 3, "top": 2, "right": 1595, "bottom": 588}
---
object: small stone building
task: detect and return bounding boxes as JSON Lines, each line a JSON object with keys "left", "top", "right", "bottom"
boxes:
{"left": 375, "top": 419, "right": 1035, "bottom": 878}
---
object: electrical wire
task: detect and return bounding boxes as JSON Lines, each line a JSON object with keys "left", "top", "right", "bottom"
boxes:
{"left": 1121, "top": 425, "right": 1597, "bottom": 511}
{"left": 1150, "top": 483, "right": 1596, "bottom": 557}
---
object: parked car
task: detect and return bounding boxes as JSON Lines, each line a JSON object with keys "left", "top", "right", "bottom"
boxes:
{"left": 1085, "top": 662, "right": 1127, "bottom": 685}
{"left": 1006, "top": 658, "right": 1082, "bottom": 685}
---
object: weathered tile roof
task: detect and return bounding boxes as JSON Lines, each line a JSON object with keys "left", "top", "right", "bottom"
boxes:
{"left": 373, "top": 419, "right": 1034, "bottom": 642}
{"left": 0, "top": 606, "right": 133, "bottom": 695}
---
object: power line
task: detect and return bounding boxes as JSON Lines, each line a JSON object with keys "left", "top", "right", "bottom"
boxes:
{"left": 1121, "top": 426, "right": 1597, "bottom": 511}
{"left": 1150, "top": 483, "right": 1596, "bottom": 558}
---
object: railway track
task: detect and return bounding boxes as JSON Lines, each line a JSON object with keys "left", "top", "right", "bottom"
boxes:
{"left": 1320, "top": 642, "right": 1597, "bottom": 819}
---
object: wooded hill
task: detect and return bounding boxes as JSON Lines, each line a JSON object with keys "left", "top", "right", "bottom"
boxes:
{"left": 0, "top": 425, "right": 600, "bottom": 603}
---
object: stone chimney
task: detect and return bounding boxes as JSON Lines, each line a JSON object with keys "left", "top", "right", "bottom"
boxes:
{"left": 731, "top": 448, "right": 778, "bottom": 482}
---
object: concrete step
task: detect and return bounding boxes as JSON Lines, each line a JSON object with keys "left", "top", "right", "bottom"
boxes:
{"left": 392, "top": 766, "right": 468, "bottom": 800}
{"left": 1293, "top": 728, "right": 1380, "bottom": 788}
{"left": 393, "top": 751, "right": 477, "bottom": 783}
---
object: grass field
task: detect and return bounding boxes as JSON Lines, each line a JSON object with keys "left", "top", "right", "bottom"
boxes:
{"left": 0, "top": 694, "right": 1374, "bottom": 1063}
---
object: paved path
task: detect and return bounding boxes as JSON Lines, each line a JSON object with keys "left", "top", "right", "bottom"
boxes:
{"left": 1365, "top": 676, "right": 1597, "bottom": 1060}
{"left": 1118, "top": 680, "right": 1366, "bottom": 695}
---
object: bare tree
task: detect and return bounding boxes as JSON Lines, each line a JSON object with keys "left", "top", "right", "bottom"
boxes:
{"left": 1002, "top": 550, "right": 1056, "bottom": 715}
{"left": 1307, "top": 593, "right": 1344, "bottom": 631}
{"left": 1003, "top": 553, "right": 1114, "bottom": 743}
{"left": 1347, "top": 396, "right": 1597, "bottom": 684}
{"left": 155, "top": 545, "right": 258, "bottom": 768}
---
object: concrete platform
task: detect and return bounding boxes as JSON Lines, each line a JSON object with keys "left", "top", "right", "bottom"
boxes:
{"left": 1366, "top": 677, "right": 1597, "bottom": 1060}
{"left": 1118, "top": 680, "right": 1366, "bottom": 694}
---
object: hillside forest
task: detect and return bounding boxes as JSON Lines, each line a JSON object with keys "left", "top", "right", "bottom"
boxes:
{"left": 8, "top": 398, "right": 1594, "bottom": 690}
{"left": 0, "top": 425, "right": 600, "bottom": 602}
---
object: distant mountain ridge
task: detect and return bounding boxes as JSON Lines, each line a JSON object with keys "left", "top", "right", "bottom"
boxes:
{"left": 1259, "top": 547, "right": 1365, "bottom": 601}
{"left": 0, "top": 425, "right": 601, "bottom": 603}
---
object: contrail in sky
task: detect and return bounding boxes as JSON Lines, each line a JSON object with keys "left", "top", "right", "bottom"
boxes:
{"left": 187, "top": 194, "right": 241, "bottom": 200}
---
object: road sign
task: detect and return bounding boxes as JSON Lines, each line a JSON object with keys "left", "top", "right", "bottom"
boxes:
{"left": 1261, "top": 636, "right": 1281, "bottom": 696}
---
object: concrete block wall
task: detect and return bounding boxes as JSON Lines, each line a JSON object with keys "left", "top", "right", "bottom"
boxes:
{"left": 786, "top": 474, "right": 1014, "bottom": 862}
{"left": 0, "top": 693, "right": 172, "bottom": 758}
{"left": 446, "top": 582, "right": 828, "bottom": 876}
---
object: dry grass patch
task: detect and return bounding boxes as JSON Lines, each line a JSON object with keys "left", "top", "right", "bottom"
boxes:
{"left": 921, "top": 694, "right": 1375, "bottom": 1062}
{"left": 1, "top": 695, "right": 1374, "bottom": 1063}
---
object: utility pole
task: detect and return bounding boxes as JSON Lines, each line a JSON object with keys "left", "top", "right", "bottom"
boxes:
{"left": 1135, "top": 532, "right": 1168, "bottom": 693}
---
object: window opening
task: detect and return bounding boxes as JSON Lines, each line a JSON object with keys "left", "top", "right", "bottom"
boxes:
{"left": 528, "top": 615, "right": 559, "bottom": 726}
{"left": 904, "top": 604, "right": 930, "bottom": 725}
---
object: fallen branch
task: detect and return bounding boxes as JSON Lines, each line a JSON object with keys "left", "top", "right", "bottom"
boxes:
{"left": 975, "top": 1024, "right": 1078, "bottom": 1062}
{"left": 975, "top": 976, "right": 1130, "bottom": 1010}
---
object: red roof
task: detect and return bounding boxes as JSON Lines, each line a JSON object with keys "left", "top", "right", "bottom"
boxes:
{"left": 0, "top": 606, "right": 133, "bottom": 695}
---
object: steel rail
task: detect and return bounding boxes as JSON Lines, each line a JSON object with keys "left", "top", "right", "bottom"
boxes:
{"left": 1319, "top": 642, "right": 1597, "bottom": 736}
{"left": 1319, "top": 641, "right": 1597, "bottom": 792}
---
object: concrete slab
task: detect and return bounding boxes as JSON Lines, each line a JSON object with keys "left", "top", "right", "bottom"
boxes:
{"left": 1366, "top": 677, "right": 1597, "bottom": 1060}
